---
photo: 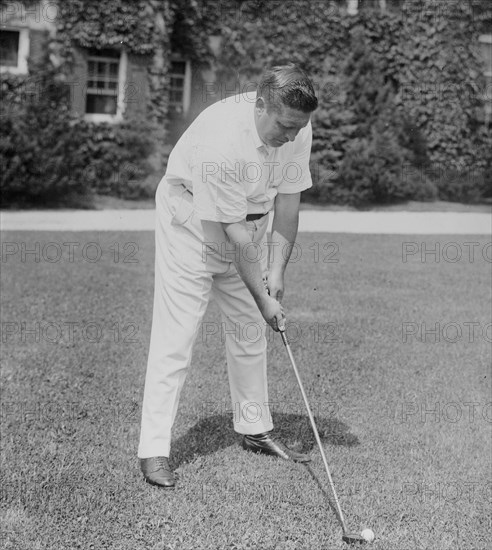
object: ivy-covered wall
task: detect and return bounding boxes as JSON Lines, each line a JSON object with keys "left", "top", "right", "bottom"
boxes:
{"left": 208, "top": 0, "right": 491, "bottom": 203}
{"left": 1, "top": 0, "right": 491, "bottom": 206}
{"left": 0, "top": 0, "right": 185, "bottom": 205}
{"left": 54, "top": 0, "right": 172, "bottom": 125}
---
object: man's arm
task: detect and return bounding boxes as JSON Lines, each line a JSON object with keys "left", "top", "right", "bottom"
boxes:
{"left": 267, "top": 192, "right": 301, "bottom": 302}
{"left": 221, "top": 220, "right": 285, "bottom": 331}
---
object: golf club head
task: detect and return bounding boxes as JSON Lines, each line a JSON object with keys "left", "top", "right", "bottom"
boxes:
{"left": 342, "top": 533, "right": 367, "bottom": 545}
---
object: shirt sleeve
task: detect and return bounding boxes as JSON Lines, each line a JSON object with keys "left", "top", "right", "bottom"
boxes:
{"left": 276, "top": 120, "right": 313, "bottom": 194}
{"left": 190, "top": 143, "right": 248, "bottom": 223}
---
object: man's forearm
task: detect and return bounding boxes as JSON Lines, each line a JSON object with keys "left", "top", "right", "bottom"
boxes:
{"left": 270, "top": 193, "right": 300, "bottom": 275}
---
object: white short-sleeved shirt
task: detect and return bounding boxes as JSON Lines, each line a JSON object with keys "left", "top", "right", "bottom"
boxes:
{"left": 165, "top": 92, "right": 313, "bottom": 223}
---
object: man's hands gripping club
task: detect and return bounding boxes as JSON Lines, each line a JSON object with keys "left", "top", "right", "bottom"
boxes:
{"left": 262, "top": 270, "right": 287, "bottom": 331}
{"left": 258, "top": 292, "right": 285, "bottom": 332}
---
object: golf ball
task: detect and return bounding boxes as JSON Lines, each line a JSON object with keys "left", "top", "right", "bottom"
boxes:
{"left": 361, "top": 528, "right": 375, "bottom": 542}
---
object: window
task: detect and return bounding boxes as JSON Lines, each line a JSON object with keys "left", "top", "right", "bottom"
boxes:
{"left": 0, "top": 30, "right": 19, "bottom": 66}
{"left": 0, "top": 28, "right": 29, "bottom": 74}
{"left": 84, "top": 48, "right": 127, "bottom": 122}
{"left": 479, "top": 36, "right": 492, "bottom": 77}
{"left": 86, "top": 48, "right": 120, "bottom": 115}
{"left": 169, "top": 60, "right": 191, "bottom": 116}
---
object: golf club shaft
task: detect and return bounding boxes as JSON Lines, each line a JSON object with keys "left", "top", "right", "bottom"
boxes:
{"left": 280, "top": 329, "right": 348, "bottom": 534}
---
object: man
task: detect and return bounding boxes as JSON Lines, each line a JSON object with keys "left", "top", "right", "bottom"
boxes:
{"left": 139, "top": 64, "right": 318, "bottom": 488}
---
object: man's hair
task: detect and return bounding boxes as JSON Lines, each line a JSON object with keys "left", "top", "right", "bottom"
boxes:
{"left": 257, "top": 64, "right": 318, "bottom": 114}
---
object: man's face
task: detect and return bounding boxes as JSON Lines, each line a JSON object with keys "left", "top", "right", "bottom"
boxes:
{"left": 254, "top": 99, "right": 311, "bottom": 148}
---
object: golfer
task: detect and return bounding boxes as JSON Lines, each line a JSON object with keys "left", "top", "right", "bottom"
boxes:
{"left": 139, "top": 64, "right": 318, "bottom": 487}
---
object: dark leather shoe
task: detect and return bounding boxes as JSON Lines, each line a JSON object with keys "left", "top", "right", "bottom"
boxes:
{"left": 140, "top": 457, "right": 176, "bottom": 488}
{"left": 242, "top": 432, "right": 311, "bottom": 463}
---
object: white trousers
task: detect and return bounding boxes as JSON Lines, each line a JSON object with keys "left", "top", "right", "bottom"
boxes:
{"left": 138, "top": 178, "right": 274, "bottom": 458}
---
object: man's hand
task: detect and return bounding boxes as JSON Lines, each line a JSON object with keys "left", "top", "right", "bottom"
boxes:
{"left": 265, "top": 270, "right": 285, "bottom": 302}
{"left": 258, "top": 294, "right": 285, "bottom": 331}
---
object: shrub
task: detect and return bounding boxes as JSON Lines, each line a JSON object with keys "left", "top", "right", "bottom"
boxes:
{"left": 0, "top": 48, "right": 158, "bottom": 206}
{"left": 435, "top": 167, "right": 489, "bottom": 204}
{"left": 335, "top": 130, "right": 437, "bottom": 206}
{"left": 0, "top": 82, "right": 86, "bottom": 205}
{"left": 309, "top": 29, "right": 437, "bottom": 206}
{"left": 68, "top": 120, "right": 158, "bottom": 200}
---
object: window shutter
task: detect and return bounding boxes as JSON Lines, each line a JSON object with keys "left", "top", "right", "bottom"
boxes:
{"left": 70, "top": 48, "right": 87, "bottom": 117}
{"left": 124, "top": 54, "right": 149, "bottom": 119}
{"left": 28, "top": 29, "right": 48, "bottom": 64}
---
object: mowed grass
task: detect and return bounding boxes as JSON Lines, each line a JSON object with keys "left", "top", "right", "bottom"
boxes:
{"left": 1, "top": 231, "right": 490, "bottom": 550}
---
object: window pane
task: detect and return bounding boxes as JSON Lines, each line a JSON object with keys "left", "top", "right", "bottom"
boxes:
{"left": 170, "top": 61, "right": 188, "bottom": 111}
{"left": 85, "top": 50, "right": 121, "bottom": 115}
{"left": 170, "top": 91, "right": 182, "bottom": 103}
{"left": 86, "top": 94, "right": 117, "bottom": 114}
{"left": 480, "top": 42, "right": 492, "bottom": 74}
{"left": 86, "top": 50, "right": 120, "bottom": 115}
{"left": 171, "top": 61, "right": 186, "bottom": 75}
{"left": 171, "top": 77, "right": 184, "bottom": 88}
{"left": 88, "top": 47, "right": 120, "bottom": 58}
{"left": 0, "top": 30, "right": 20, "bottom": 67}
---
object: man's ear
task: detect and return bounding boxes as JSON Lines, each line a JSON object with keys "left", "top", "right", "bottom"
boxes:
{"left": 255, "top": 97, "right": 267, "bottom": 115}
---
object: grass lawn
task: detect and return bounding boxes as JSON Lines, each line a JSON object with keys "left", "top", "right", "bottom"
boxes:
{"left": 1, "top": 231, "right": 490, "bottom": 550}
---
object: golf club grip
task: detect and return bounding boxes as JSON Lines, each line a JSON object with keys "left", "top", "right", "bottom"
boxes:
{"left": 280, "top": 328, "right": 289, "bottom": 346}
{"left": 279, "top": 328, "right": 348, "bottom": 533}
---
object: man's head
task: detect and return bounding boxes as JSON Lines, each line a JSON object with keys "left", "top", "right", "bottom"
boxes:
{"left": 254, "top": 64, "right": 318, "bottom": 148}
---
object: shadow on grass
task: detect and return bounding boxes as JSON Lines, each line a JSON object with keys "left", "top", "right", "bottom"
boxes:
{"left": 170, "top": 412, "right": 359, "bottom": 469}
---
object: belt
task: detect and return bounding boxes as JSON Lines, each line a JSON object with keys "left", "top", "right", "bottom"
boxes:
{"left": 246, "top": 212, "right": 268, "bottom": 222}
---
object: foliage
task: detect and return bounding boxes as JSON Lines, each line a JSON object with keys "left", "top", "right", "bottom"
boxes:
{"left": 1, "top": 47, "right": 80, "bottom": 205}
{"left": 2, "top": 0, "right": 491, "bottom": 206}
{"left": 0, "top": 46, "right": 156, "bottom": 206}
{"left": 170, "top": 0, "right": 224, "bottom": 61}
{"left": 55, "top": 0, "right": 157, "bottom": 55}
{"left": 212, "top": 0, "right": 491, "bottom": 205}
{"left": 394, "top": 1, "right": 490, "bottom": 173}
{"left": 67, "top": 120, "right": 158, "bottom": 200}
{"left": 54, "top": 0, "right": 172, "bottom": 127}
{"left": 308, "top": 30, "right": 437, "bottom": 206}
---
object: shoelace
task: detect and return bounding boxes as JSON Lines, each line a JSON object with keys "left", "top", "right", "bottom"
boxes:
{"left": 245, "top": 432, "right": 269, "bottom": 442}
{"left": 154, "top": 457, "right": 171, "bottom": 471}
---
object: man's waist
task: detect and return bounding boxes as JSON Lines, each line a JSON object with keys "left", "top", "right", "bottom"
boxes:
{"left": 166, "top": 178, "right": 271, "bottom": 221}
{"left": 246, "top": 212, "right": 268, "bottom": 222}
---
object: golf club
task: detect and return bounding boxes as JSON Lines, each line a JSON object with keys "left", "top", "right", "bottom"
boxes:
{"left": 279, "top": 326, "right": 367, "bottom": 545}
